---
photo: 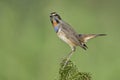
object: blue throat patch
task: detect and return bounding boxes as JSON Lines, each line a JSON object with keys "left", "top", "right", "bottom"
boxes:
{"left": 54, "top": 26, "right": 59, "bottom": 33}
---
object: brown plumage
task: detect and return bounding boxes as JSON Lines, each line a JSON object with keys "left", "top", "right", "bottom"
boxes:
{"left": 78, "top": 34, "right": 106, "bottom": 50}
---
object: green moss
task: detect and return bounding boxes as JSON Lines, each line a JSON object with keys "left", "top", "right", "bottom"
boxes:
{"left": 58, "top": 59, "right": 91, "bottom": 80}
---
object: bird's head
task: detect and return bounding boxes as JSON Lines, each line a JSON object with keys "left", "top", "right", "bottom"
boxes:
{"left": 50, "top": 12, "right": 62, "bottom": 26}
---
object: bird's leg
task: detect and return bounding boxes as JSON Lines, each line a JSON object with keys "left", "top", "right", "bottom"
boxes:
{"left": 63, "top": 47, "right": 76, "bottom": 68}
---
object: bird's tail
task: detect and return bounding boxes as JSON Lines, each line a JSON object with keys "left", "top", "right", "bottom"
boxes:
{"left": 78, "top": 34, "right": 106, "bottom": 43}
{"left": 78, "top": 34, "right": 106, "bottom": 50}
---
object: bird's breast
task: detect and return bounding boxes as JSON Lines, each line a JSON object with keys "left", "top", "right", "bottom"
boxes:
{"left": 57, "top": 28, "right": 76, "bottom": 47}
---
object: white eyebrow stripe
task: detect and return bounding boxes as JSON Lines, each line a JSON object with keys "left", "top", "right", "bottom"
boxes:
{"left": 52, "top": 13, "right": 56, "bottom": 16}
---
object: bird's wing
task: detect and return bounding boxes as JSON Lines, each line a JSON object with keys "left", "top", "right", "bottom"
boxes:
{"left": 60, "top": 22, "right": 89, "bottom": 50}
{"left": 60, "top": 21, "right": 77, "bottom": 34}
{"left": 60, "top": 22, "right": 80, "bottom": 46}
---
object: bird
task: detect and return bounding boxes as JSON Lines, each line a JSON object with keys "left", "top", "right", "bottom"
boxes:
{"left": 50, "top": 12, "right": 106, "bottom": 67}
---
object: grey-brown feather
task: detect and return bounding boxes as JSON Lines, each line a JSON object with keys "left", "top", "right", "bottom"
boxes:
{"left": 58, "top": 20, "right": 106, "bottom": 50}
{"left": 78, "top": 34, "right": 106, "bottom": 43}
{"left": 59, "top": 21, "right": 87, "bottom": 50}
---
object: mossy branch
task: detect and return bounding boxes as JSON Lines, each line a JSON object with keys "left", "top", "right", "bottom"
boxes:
{"left": 58, "top": 59, "right": 91, "bottom": 80}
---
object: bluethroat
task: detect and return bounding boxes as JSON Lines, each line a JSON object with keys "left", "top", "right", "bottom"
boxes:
{"left": 50, "top": 12, "right": 106, "bottom": 67}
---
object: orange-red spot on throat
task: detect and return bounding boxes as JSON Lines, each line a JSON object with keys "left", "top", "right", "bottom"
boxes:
{"left": 53, "top": 20, "right": 58, "bottom": 27}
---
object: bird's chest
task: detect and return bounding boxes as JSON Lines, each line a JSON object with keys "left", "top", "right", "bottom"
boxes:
{"left": 57, "top": 31, "right": 68, "bottom": 43}
{"left": 57, "top": 28, "right": 76, "bottom": 46}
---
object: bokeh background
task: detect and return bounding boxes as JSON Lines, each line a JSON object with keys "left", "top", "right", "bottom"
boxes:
{"left": 0, "top": 0, "right": 120, "bottom": 80}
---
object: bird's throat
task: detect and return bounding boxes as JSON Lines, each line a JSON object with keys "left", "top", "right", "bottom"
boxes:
{"left": 54, "top": 26, "right": 59, "bottom": 33}
{"left": 53, "top": 20, "right": 58, "bottom": 27}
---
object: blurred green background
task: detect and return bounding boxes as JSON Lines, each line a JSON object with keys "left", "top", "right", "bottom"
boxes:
{"left": 0, "top": 0, "right": 120, "bottom": 80}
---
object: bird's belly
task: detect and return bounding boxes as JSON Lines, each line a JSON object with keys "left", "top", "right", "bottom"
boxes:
{"left": 57, "top": 32, "right": 76, "bottom": 47}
